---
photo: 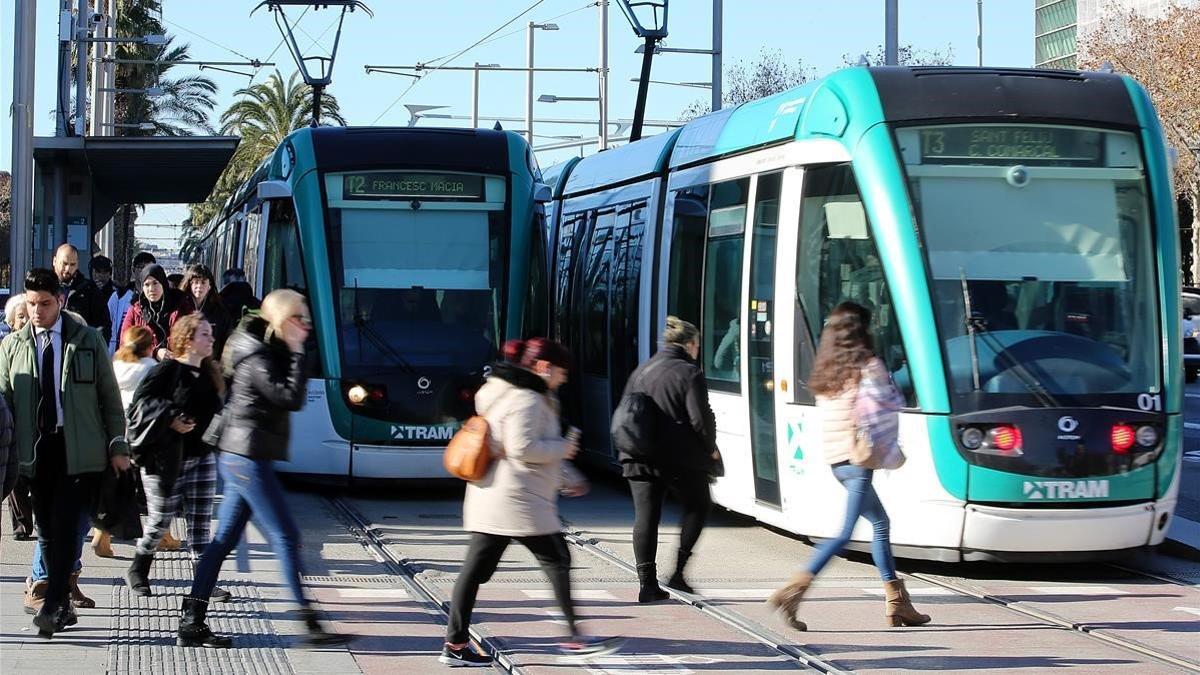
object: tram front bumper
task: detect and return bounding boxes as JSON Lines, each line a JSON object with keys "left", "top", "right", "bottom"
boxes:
{"left": 962, "top": 501, "right": 1169, "bottom": 558}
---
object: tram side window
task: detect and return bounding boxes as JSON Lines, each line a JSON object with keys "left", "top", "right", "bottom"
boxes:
{"left": 261, "top": 199, "right": 319, "bottom": 375}
{"left": 609, "top": 204, "right": 646, "bottom": 403}
{"left": 702, "top": 178, "right": 749, "bottom": 392}
{"left": 243, "top": 207, "right": 263, "bottom": 295}
{"left": 554, "top": 215, "right": 584, "bottom": 346}
{"left": 795, "top": 164, "right": 913, "bottom": 404}
{"left": 667, "top": 185, "right": 709, "bottom": 328}
{"left": 581, "top": 212, "right": 615, "bottom": 376}
{"left": 523, "top": 215, "right": 549, "bottom": 339}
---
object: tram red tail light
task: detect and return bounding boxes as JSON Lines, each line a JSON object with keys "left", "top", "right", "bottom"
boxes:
{"left": 1111, "top": 424, "right": 1135, "bottom": 454}
{"left": 988, "top": 425, "right": 1022, "bottom": 452}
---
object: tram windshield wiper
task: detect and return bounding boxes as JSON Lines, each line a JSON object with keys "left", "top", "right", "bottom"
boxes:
{"left": 960, "top": 273, "right": 1059, "bottom": 409}
{"left": 351, "top": 282, "right": 416, "bottom": 374}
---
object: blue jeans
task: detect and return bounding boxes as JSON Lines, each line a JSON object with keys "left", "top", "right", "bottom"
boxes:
{"left": 189, "top": 453, "right": 307, "bottom": 606}
{"left": 805, "top": 463, "right": 898, "bottom": 582}
{"left": 32, "top": 508, "right": 88, "bottom": 580}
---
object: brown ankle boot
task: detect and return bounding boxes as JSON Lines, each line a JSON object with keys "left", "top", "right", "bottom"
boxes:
{"left": 883, "top": 579, "right": 930, "bottom": 627}
{"left": 24, "top": 578, "right": 47, "bottom": 616}
{"left": 90, "top": 528, "right": 114, "bottom": 558}
{"left": 158, "top": 531, "right": 181, "bottom": 552}
{"left": 767, "top": 571, "right": 813, "bottom": 631}
{"left": 69, "top": 571, "right": 96, "bottom": 609}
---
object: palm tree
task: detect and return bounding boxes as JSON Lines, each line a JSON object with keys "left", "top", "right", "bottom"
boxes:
{"left": 184, "top": 71, "right": 347, "bottom": 243}
{"left": 220, "top": 70, "right": 347, "bottom": 157}
{"left": 115, "top": 1, "right": 217, "bottom": 136}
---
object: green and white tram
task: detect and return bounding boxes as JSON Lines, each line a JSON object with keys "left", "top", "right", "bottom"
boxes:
{"left": 548, "top": 67, "right": 1182, "bottom": 560}
{"left": 197, "top": 126, "right": 550, "bottom": 481}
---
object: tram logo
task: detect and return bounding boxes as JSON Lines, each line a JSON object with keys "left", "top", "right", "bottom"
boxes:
{"left": 390, "top": 425, "right": 456, "bottom": 441}
{"left": 1022, "top": 479, "right": 1109, "bottom": 500}
{"left": 416, "top": 376, "right": 432, "bottom": 391}
{"left": 1057, "top": 416, "right": 1079, "bottom": 433}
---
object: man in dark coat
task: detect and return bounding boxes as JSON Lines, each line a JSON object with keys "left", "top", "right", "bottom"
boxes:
{"left": 219, "top": 268, "right": 261, "bottom": 320}
{"left": 53, "top": 244, "right": 111, "bottom": 344}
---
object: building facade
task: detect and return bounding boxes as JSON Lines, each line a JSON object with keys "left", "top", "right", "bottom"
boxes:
{"left": 1035, "top": 0, "right": 1187, "bottom": 69}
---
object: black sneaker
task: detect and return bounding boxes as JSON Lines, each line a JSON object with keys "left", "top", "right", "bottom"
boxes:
{"left": 438, "top": 643, "right": 492, "bottom": 667}
{"left": 557, "top": 635, "right": 624, "bottom": 658}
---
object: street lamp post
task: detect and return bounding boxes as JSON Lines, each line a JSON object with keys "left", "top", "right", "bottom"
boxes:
{"left": 471, "top": 63, "right": 500, "bottom": 128}
{"left": 539, "top": 93, "right": 604, "bottom": 148}
{"left": 527, "top": 22, "right": 559, "bottom": 143}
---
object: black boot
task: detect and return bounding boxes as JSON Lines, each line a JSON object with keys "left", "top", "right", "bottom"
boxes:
{"left": 665, "top": 549, "right": 695, "bottom": 595}
{"left": 32, "top": 603, "right": 61, "bottom": 638}
{"left": 299, "top": 607, "right": 351, "bottom": 647}
{"left": 125, "top": 552, "right": 154, "bottom": 597}
{"left": 636, "top": 562, "right": 669, "bottom": 603}
{"left": 177, "top": 597, "right": 232, "bottom": 648}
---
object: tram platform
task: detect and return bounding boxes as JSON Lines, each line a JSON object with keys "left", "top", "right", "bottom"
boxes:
{"left": 0, "top": 493, "right": 444, "bottom": 674}
{"left": 3, "top": 480, "right": 1198, "bottom": 674}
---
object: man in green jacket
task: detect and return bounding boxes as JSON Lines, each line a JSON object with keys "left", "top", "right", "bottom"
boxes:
{"left": 0, "top": 268, "right": 130, "bottom": 637}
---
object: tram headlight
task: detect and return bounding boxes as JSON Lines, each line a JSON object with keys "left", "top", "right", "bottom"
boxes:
{"left": 960, "top": 427, "right": 985, "bottom": 450}
{"left": 347, "top": 384, "right": 369, "bottom": 406}
{"left": 1135, "top": 425, "right": 1159, "bottom": 448}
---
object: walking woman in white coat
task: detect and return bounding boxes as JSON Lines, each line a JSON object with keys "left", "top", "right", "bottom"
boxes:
{"left": 440, "top": 337, "right": 623, "bottom": 667}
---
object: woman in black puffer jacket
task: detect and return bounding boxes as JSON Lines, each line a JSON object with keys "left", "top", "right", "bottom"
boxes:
{"left": 176, "top": 289, "right": 348, "bottom": 649}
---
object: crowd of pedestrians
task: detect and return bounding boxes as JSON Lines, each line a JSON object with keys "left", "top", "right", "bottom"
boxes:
{"left": 0, "top": 249, "right": 926, "bottom": 662}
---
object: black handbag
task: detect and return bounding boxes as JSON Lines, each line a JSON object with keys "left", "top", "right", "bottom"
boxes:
{"left": 125, "top": 363, "right": 183, "bottom": 469}
{"left": 92, "top": 468, "right": 143, "bottom": 540}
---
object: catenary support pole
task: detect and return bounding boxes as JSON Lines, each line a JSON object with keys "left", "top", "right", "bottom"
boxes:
{"left": 526, "top": 23, "right": 535, "bottom": 142}
{"left": 598, "top": 0, "right": 609, "bottom": 150}
{"left": 10, "top": 0, "right": 37, "bottom": 287}
{"left": 711, "top": 0, "right": 722, "bottom": 111}
{"left": 884, "top": 0, "right": 898, "bottom": 65}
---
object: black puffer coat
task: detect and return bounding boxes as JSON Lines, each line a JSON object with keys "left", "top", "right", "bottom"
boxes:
{"left": 218, "top": 316, "right": 307, "bottom": 462}
{"left": 618, "top": 343, "right": 718, "bottom": 479}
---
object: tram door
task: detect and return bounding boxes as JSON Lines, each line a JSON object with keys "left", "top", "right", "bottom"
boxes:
{"left": 578, "top": 212, "right": 615, "bottom": 457}
{"left": 746, "top": 173, "right": 784, "bottom": 506}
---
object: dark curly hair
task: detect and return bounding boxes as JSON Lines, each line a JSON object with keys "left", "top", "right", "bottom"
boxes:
{"left": 808, "top": 301, "right": 875, "bottom": 397}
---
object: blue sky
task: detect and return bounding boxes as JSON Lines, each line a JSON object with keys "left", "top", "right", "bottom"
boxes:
{"left": 1, "top": 0, "right": 1034, "bottom": 236}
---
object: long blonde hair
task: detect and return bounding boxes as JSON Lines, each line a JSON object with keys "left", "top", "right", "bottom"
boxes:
{"left": 260, "top": 288, "right": 308, "bottom": 339}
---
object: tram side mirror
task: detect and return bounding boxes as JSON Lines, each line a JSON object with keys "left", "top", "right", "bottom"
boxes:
{"left": 533, "top": 183, "right": 552, "bottom": 204}
{"left": 258, "top": 180, "right": 292, "bottom": 200}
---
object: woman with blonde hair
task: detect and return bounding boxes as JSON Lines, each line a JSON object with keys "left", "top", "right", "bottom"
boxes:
{"left": 124, "top": 314, "right": 225, "bottom": 600}
{"left": 177, "top": 289, "right": 347, "bottom": 648}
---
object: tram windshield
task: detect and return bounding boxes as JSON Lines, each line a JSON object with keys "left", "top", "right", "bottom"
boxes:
{"left": 324, "top": 172, "right": 504, "bottom": 377}
{"left": 897, "top": 124, "right": 1161, "bottom": 407}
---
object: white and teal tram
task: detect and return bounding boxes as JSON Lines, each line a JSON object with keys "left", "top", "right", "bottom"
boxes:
{"left": 546, "top": 67, "right": 1183, "bottom": 561}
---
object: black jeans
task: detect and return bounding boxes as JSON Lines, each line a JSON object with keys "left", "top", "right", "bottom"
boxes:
{"left": 30, "top": 432, "right": 98, "bottom": 612}
{"left": 446, "top": 532, "right": 575, "bottom": 644}
{"left": 629, "top": 473, "right": 711, "bottom": 567}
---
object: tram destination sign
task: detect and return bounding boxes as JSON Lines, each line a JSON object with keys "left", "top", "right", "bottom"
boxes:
{"left": 918, "top": 125, "right": 1103, "bottom": 166}
{"left": 342, "top": 172, "right": 484, "bottom": 200}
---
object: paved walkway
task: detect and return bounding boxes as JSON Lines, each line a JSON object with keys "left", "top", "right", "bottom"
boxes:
{"left": 1, "top": 491, "right": 441, "bottom": 674}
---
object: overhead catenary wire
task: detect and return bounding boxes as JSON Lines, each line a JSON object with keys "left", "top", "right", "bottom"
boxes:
{"left": 420, "top": 1, "right": 596, "bottom": 68}
{"left": 369, "top": 0, "right": 549, "bottom": 125}
{"left": 160, "top": 16, "right": 259, "bottom": 63}
{"left": 249, "top": 6, "right": 311, "bottom": 84}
